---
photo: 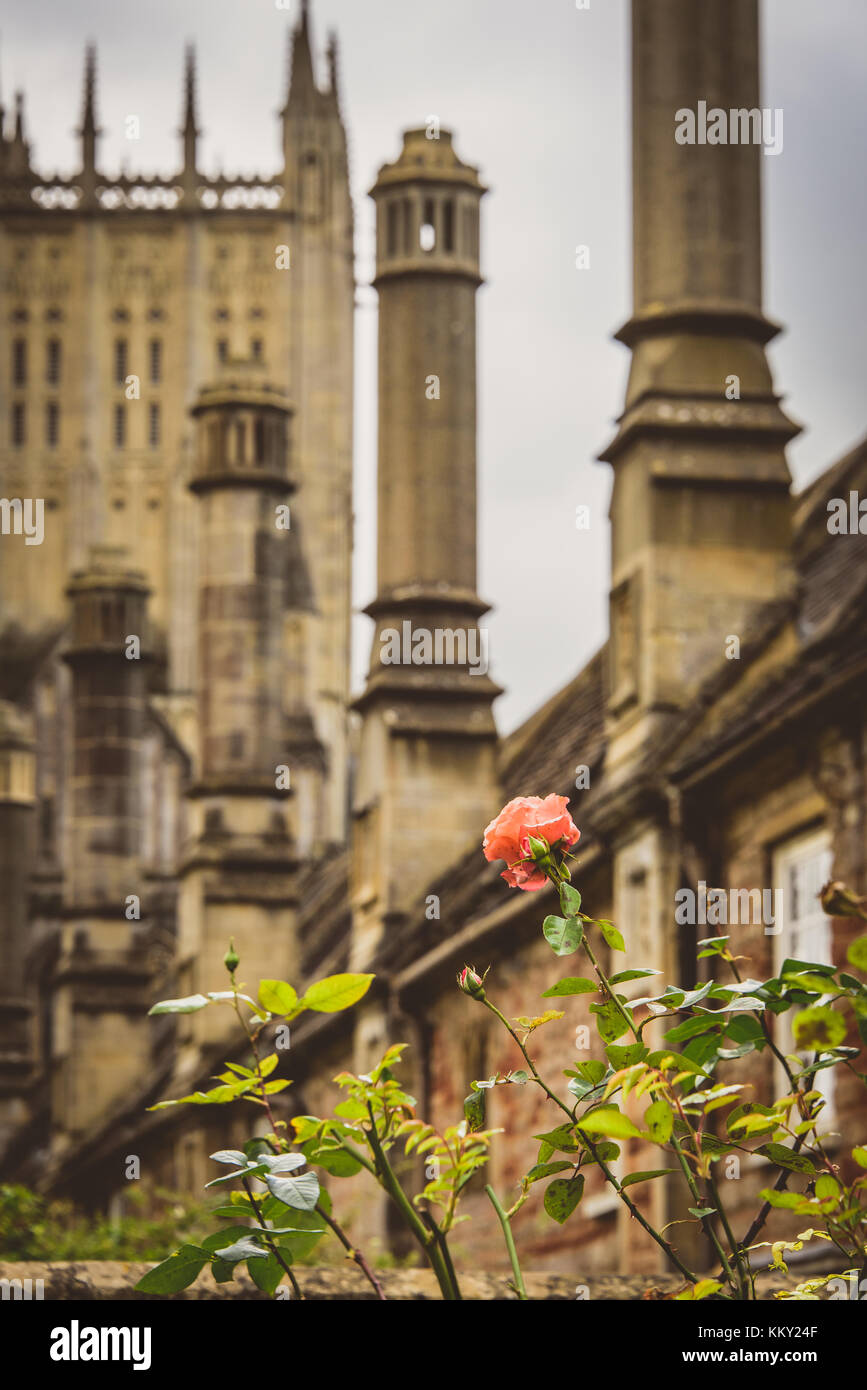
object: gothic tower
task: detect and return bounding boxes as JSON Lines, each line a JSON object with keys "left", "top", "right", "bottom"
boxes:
{"left": 351, "top": 128, "right": 500, "bottom": 972}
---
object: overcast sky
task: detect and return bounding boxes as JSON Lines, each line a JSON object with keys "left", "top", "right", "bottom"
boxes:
{"left": 3, "top": 0, "right": 865, "bottom": 731}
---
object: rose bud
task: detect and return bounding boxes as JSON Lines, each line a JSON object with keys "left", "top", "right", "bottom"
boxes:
{"left": 819, "top": 881, "right": 867, "bottom": 921}
{"left": 458, "top": 966, "right": 487, "bottom": 1000}
{"left": 223, "top": 939, "right": 240, "bottom": 975}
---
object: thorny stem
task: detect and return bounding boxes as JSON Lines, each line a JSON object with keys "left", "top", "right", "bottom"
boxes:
{"left": 241, "top": 1177, "right": 303, "bottom": 1300}
{"left": 481, "top": 995, "right": 700, "bottom": 1284}
{"left": 315, "top": 1202, "right": 387, "bottom": 1300}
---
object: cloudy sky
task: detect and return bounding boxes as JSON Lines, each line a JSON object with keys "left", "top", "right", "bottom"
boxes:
{"left": 3, "top": 0, "right": 865, "bottom": 731}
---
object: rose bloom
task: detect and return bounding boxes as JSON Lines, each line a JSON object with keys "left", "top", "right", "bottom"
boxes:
{"left": 483, "top": 794, "right": 580, "bottom": 891}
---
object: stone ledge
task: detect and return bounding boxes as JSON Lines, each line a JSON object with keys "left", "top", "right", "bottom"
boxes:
{"left": 0, "top": 1262, "right": 687, "bottom": 1300}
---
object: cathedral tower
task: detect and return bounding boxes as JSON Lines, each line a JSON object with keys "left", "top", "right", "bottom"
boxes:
{"left": 351, "top": 128, "right": 500, "bottom": 971}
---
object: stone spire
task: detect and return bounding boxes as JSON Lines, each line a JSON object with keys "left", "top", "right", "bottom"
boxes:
{"left": 283, "top": 0, "right": 319, "bottom": 116}
{"left": 77, "top": 44, "right": 101, "bottom": 205}
{"left": 600, "top": 0, "right": 799, "bottom": 777}
{"left": 179, "top": 43, "right": 199, "bottom": 200}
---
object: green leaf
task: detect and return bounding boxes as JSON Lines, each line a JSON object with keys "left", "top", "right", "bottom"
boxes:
{"left": 573, "top": 1059, "right": 607, "bottom": 1085}
{"left": 578, "top": 1107, "right": 642, "bottom": 1140}
{"left": 543, "top": 1173, "right": 585, "bottom": 1224}
{"left": 676, "top": 1278, "right": 723, "bottom": 1301}
{"left": 265, "top": 1170, "right": 321, "bottom": 1212}
{"left": 758, "top": 1188, "right": 813, "bottom": 1212}
{"left": 542, "top": 976, "right": 596, "bottom": 997}
{"left": 621, "top": 1168, "right": 675, "bottom": 1188}
{"left": 783, "top": 972, "right": 836, "bottom": 995}
{"left": 756, "top": 1144, "right": 817, "bottom": 1174}
{"left": 533, "top": 1123, "right": 581, "bottom": 1153}
{"left": 135, "top": 1245, "right": 209, "bottom": 1294}
{"left": 606, "top": 1042, "right": 649, "bottom": 1068}
{"left": 148, "top": 994, "right": 210, "bottom": 1016}
{"left": 599, "top": 920, "right": 625, "bottom": 952}
{"left": 688, "top": 1206, "right": 716, "bottom": 1219}
{"left": 609, "top": 968, "right": 660, "bottom": 985}
{"left": 815, "top": 1175, "right": 840, "bottom": 1204}
{"left": 853, "top": 1146, "right": 867, "bottom": 1168}
{"left": 248, "top": 1252, "right": 287, "bottom": 1296}
{"left": 212, "top": 1235, "right": 270, "bottom": 1265}
{"left": 302, "top": 973, "right": 374, "bottom": 1013}
{"left": 258, "top": 980, "right": 299, "bottom": 1016}
{"left": 464, "top": 1088, "right": 486, "bottom": 1133}
{"left": 663, "top": 1016, "right": 721, "bottom": 1045}
{"left": 792, "top": 1005, "right": 847, "bottom": 1051}
{"left": 542, "top": 915, "right": 584, "bottom": 956}
{"left": 644, "top": 1099, "right": 673, "bottom": 1143}
{"left": 525, "top": 1161, "right": 573, "bottom": 1184}
{"left": 559, "top": 883, "right": 583, "bottom": 917}
{"left": 590, "top": 1000, "right": 630, "bottom": 1043}
{"left": 847, "top": 936, "right": 867, "bottom": 972}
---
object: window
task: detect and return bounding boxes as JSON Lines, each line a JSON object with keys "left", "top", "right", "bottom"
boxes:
{"left": 215, "top": 307, "right": 230, "bottom": 321}
{"left": 12, "top": 338, "right": 27, "bottom": 386}
{"left": 11, "top": 403, "right": 25, "bottom": 446}
{"left": 45, "top": 307, "right": 62, "bottom": 322}
{"left": 114, "top": 403, "right": 126, "bottom": 448}
{"left": 443, "top": 199, "right": 455, "bottom": 253}
{"left": 387, "top": 201, "right": 399, "bottom": 256}
{"left": 254, "top": 417, "right": 266, "bottom": 463}
{"left": 147, "top": 307, "right": 164, "bottom": 321}
{"left": 45, "top": 401, "right": 59, "bottom": 448}
{"left": 149, "top": 338, "right": 162, "bottom": 383}
{"left": 251, "top": 338, "right": 263, "bottom": 363}
{"left": 112, "top": 307, "right": 129, "bottom": 322}
{"left": 114, "top": 338, "right": 128, "bottom": 385}
{"left": 420, "top": 197, "right": 436, "bottom": 252}
{"left": 772, "top": 828, "right": 835, "bottom": 1118}
{"left": 148, "top": 403, "right": 160, "bottom": 448}
{"left": 217, "top": 339, "right": 228, "bottom": 364}
{"left": 46, "top": 338, "right": 61, "bottom": 384}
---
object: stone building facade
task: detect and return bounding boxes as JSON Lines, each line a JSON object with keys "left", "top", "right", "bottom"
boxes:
{"left": 0, "top": 0, "right": 865, "bottom": 1279}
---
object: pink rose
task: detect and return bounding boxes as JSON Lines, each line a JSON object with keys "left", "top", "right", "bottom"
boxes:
{"left": 482, "top": 795, "right": 580, "bottom": 891}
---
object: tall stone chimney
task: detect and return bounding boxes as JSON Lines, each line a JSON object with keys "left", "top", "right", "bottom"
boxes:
{"left": 0, "top": 702, "right": 37, "bottom": 1157}
{"left": 52, "top": 547, "right": 152, "bottom": 1141}
{"left": 600, "top": 0, "right": 799, "bottom": 781}
{"left": 351, "top": 128, "right": 500, "bottom": 971}
{"left": 177, "top": 378, "right": 299, "bottom": 1043}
